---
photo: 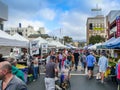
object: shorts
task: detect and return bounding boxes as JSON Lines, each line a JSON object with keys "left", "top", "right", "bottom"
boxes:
{"left": 99, "top": 69, "right": 106, "bottom": 73}
{"left": 87, "top": 66, "right": 94, "bottom": 71}
{"left": 45, "top": 77, "right": 55, "bottom": 90}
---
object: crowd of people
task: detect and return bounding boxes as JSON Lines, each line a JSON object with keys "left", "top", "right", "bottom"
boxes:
{"left": 44, "top": 49, "right": 96, "bottom": 90}
{"left": 44, "top": 49, "right": 120, "bottom": 90}
{"left": 0, "top": 48, "right": 120, "bottom": 90}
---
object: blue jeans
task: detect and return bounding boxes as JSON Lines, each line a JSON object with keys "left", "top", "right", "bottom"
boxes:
{"left": 33, "top": 66, "right": 38, "bottom": 79}
{"left": 59, "top": 60, "right": 62, "bottom": 70}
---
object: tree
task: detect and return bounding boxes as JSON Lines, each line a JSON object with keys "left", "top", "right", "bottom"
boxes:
{"left": 89, "top": 35, "right": 105, "bottom": 44}
{"left": 63, "top": 36, "right": 73, "bottom": 44}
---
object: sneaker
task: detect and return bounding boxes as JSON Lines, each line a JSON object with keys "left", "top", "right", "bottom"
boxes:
{"left": 87, "top": 76, "right": 91, "bottom": 80}
{"left": 101, "top": 80, "right": 104, "bottom": 84}
{"left": 33, "top": 79, "right": 36, "bottom": 82}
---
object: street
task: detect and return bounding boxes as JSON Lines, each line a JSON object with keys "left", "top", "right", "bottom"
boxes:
{"left": 28, "top": 71, "right": 117, "bottom": 90}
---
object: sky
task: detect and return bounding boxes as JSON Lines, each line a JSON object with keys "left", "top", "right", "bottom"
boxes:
{"left": 1, "top": 0, "right": 120, "bottom": 41}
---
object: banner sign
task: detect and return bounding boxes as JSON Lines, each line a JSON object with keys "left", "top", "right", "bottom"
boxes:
{"left": 41, "top": 43, "right": 48, "bottom": 53}
{"left": 93, "top": 27, "right": 104, "bottom": 31}
{"left": 30, "top": 41, "right": 39, "bottom": 55}
{"left": 116, "top": 16, "right": 120, "bottom": 37}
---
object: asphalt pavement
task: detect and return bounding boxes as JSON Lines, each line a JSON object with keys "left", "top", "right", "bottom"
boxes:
{"left": 28, "top": 64, "right": 117, "bottom": 90}
{"left": 28, "top": 74, "right": 117, "bottom": 90}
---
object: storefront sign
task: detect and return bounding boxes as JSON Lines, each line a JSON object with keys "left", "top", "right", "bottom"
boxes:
{"left": 116, "top": 16, "right": 120, "bottom": 37}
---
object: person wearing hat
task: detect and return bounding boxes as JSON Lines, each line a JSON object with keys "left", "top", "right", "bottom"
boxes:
{"left": 98, "top": 52, "right": 108, "bottom": 83}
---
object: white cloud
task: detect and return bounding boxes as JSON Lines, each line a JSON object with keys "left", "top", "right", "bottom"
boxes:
{"left": 20, "top": 20, "right": 44, "bottom": 31}
{"left": 4, "top": 19, "right": 45, "bottom": 31}
{"left": 4, "top": 8, "right": 45, "bottom": 31}
{"left": 48, "top": 11, "right": 89, "bottom": 41}
{"left": 38, "top": 8, "right": 56, "bottom": 21}
{"left": 100, "top": 0, "right": 120, "bottom": 14}
{"left": 58, "top": 0, "right": 120, "bottom": 41}
{"left": 3, "top": 0, "right": 120, "bottom": 42}
{"left": 85, "top": 0, "right": 120, "bottom": 15}
{"left": 58, "top": 11, "right": 89, "bottom": 41}
{"left": 45, "top": 28, "right": 51, "bottom": 34}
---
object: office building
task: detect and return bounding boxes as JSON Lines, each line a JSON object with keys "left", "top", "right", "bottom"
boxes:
{"left": 86, "top": 15, "right": 107, "bottom": 44}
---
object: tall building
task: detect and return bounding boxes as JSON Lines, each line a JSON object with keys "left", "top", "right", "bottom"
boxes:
{"left": 86, "top": 15, "right": 107, "bottom": 44}
{"left": 38, "top": 27, "right": 45, "bottom": 34}
{"left": 106, "top": 10, "right": 120, "bottom": 39}
{"left": 0, "top": 1, "right": 8, "bottom": 30}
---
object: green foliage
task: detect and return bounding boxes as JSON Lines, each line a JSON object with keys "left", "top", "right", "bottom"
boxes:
{"left": 89, "top": 35, "right": 105, "bottom": 44}
{"left": 63, "top": 36, "right": 73, "bottom": 44}
{"left": 108, "top": 61, "right": 116, "bottom": 67}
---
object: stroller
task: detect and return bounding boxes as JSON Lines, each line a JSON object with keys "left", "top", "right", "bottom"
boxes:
{"left": 55, "top": 59, "right": 71, "bottom": 90}
{"left": 60, "top": 67, "right": 71, "bottom": 90}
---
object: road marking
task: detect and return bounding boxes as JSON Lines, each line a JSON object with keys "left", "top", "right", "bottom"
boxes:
{"left": 71, "top": 73, "right": 86, "bottom": 76}
{"left": 40, "top": 73, "right": 97, "bottom": 76}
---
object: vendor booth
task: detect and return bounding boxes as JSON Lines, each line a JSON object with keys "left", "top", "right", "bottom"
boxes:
{"left": 106, "top": 37, "right": 120, "bottom": 48}
{"left": 0, "top": 30, "right": 30, "bottom": 83}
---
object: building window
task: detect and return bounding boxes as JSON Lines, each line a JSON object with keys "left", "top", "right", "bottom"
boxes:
{"left": 18, "top": 32, "right": 22, "bottom": 36}
{"left": 89, "top": 23, "right": 93, "bottom": 30}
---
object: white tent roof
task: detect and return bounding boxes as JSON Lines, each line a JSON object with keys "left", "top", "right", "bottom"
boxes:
{"left": 47, "top": 40, "right": 66, "bottom": 48}
{"left": 47, "top": 40, "right": 57, "bottom": 47}
{"left": 66, "top": 44, "right": 77, "bottom": 49}
{"left": 33, "top": 37, "right": 48, "bottom": 46}
{"left": 12, "top": 33, "right": 29, "bottom": 42}
{"left": 0, "top": 30, "right": 15, "bottom": 40}
{"left": 56, "top": 41, "right": 66, "bottom": 48}
{"left": 0, "top": 30, "right": 28, "bottom": 47}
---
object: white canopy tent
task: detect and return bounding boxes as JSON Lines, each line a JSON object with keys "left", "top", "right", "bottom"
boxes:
{"left": 0, "top": 30, "right": 26, "bottom": 47}
{"left": 46, "top": 39, "right": 66, "bottom": 48}
{"left": 12, "top": 33, "right": 29, "bottom": 48}
{"left": 66, "top": 44, "right": 77, "bottom": 49}
{"left": 33, "top": 37, "right": 48, "bottom": 47}
{"left": 55, "top": 41, "right": 66, "bottom": 48}
{"left": 0, "top": 30, "right": 30, "bottom": 56}
{"left": 47, "top": 40, "right": 57, "bottom": 48}
{"left": 13, "top": 33, "right": 29, "bottom": 42}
